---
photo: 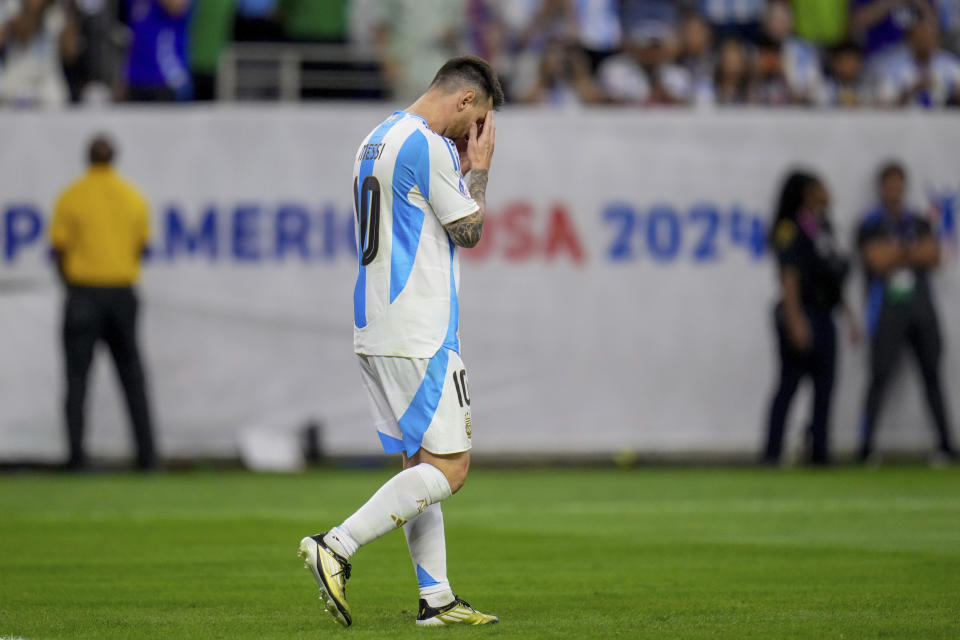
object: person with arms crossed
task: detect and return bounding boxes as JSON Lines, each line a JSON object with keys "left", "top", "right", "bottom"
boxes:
{"left": 49, "top": 134, "right": 157, "bottom": 471}
{"left": 857, "top": 161, "right": 956, "bottom": 464}
{"left": 298, "top": 55, "right": 503, "bottom": 628}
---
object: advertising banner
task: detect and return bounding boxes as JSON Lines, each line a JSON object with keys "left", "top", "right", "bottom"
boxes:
{"left": 1, "top": 107, "right": 957, "bottom": 461}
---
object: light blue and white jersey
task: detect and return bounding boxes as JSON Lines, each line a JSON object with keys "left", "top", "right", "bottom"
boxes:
{"left": 352, "top": 110, "right": 479, "bottom": 358}
{"left": 876, "top": 46, "right": 960, "bottom": 107}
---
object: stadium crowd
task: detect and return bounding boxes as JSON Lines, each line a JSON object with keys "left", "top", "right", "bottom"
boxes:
{"left": 2, "top": 0, "right": 960, "bottom": 108}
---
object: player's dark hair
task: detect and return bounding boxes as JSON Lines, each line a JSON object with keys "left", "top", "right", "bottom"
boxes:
{"left": 430, "top": 56, "right": 505, "bottom": 109}
{"left": 769, "top": 170, "right": 819, "bottom": 247}
{"left": 877, "top": 161, "right": 906, "bottom": 185}
{"left": 88, "top": 134, "right": 115, "bottom": 165}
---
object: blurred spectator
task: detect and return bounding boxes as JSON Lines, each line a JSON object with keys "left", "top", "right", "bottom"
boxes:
{"left": 757, "top": 0, "right": 824, "bottom": 105}
{"left": 188, "top": 0, "right": 232, "bottom": 100}
{"left": 857, "top": 161, "right": 956, "bottom": 464}
{"left": 347, "top": 0, "right": 385, "bottom": 57}
{"left": 851, "top": 0, "right": 936, "bottom": 58}
{"left": 748, "top": 34, "right": 793, "bottom": 105}
{"left": 280, "top": 0, "right": 347, "bottom": 43}
{"left": 936, "top": 0, "right": 960, "bottom": 53}
{"left": 124, "top": 0, "right": 192, "bottom": 102}
{"left": 699, "top": 0, "right": 764, "bottom": 39}
{"left": 63, "top": 0, "right": 127, "bottom": 104}
{"left": 50, "top": 134, "right": 158, "bottom": 471}
{"left": 678, "top": 8, "right": 715, "bottom": 103}
{"left": 492, "top": 0, "right": 577, "bottom": 101}
{"left": 791, "top": 0, "right": 848, "bottom": 47}
{"left": 369, "top": 0, "right": 467, "bottom": 102}
{"left": 598, "top": 20, "right": 692, "bottom": 105}
{"left": 821, "top": 40, "right": 873, "bottom": 106}
{"left": 763, "top": 170, "right": 854, "bottom": 467}
{"left": 711, "top": 36, "right": 750, "bottom": 104}
{"left": 233, "top": 0, "right": 282, "bottom": 42}
{"left": 2, "top": 0, "right": 957, "bottom": 109}
{"left": 573, "top": 0, "right": 621, "bottom": 70}
{"left": 876, "top": 18, "right": 960, "bottom": 106}
{"left": 620, "top": 0, "right": 679, "bottom": 34}
{"left": 518, "top": 36, "right": 604, "bottom": 105}
{"left": 0, "top": 0, "right": 79, "bottom": 107}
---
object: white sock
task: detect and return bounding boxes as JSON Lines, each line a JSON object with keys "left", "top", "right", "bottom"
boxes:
{"left": 322, "top": 526, "right": 359, "bottom": 559}
{"left": 325, "top": 463, "right": 452, "bottom": 560}
{"left": 404, "top": 503, "right": 455, "bottom": 607}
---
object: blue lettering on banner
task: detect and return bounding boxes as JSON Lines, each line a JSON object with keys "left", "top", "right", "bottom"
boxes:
{"left": 647, "top": 205, "right": 681, "bottom": 262}
{"left": 927, "top": 188, "right": 958, "bottom": 243}
{"left": 728, "top": 205, "right": 767, "bottom": 258}
{"left": 165, "top": 205, "right": 218, "bottom": 259}
{"left": 603, "top": 203, "right": 637, "bottom": 261}
{"left": 4, "top": 199, "right": 777, "bottom": 267}
{"left": 3, "top": 204, "right": 43, "bottom": 261}
{"left": 602, "top": 202, "right": 767, "bottom": 264}
{"left": 322, "top": 204, "right": 357, "bottom": 261}
{"left": 232, "top": 204, "right": 261, "bottom": 261}
{"left": 275, "top": 204, "right": 310, "bottom": 260}
{"left": 150, "top": 202, "right": 357, "bottom": 264}
{"left": 688, "top": 203, "right": 720, "bottom": 262}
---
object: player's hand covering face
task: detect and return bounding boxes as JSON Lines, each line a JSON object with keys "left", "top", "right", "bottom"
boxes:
{"left": 466, "top": 110, "right": 495, "bottom": 173}
{"left": 457, "top": 111, "right": 495, "bottom": 176}
{"left": 455, "top": 136, "right": 470, "bottom": 176}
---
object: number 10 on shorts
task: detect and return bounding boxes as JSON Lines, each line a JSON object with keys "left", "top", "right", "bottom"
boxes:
{"left": 452, "top": 370, "right": 470, "bottom": 408}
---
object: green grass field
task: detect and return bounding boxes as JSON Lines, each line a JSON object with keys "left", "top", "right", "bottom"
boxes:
{"left": 1, "top": 466, "right": 959, "bottom": 639}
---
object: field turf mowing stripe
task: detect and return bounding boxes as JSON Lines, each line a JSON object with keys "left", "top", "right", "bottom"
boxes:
{"left": 0, "top": 467, "right": 958, "bottom": 639}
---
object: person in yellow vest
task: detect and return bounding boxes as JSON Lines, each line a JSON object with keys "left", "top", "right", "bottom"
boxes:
{"left": 49, "top": 134, "right": 157, "bottom": 471}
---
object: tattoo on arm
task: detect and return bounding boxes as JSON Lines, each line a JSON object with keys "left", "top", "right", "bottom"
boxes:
{"left": 444, "top": 170, "right": 489, "bottom": 248}
{"left": 468, "top": 169, "right": 488, "bottom": 210}
{"left": 445, "top": 210, "right": 484, "bottom": 248}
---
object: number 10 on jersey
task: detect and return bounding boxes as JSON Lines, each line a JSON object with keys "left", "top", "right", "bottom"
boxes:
{"left": 354, "top": 176, "right": 381, "bottom": 266}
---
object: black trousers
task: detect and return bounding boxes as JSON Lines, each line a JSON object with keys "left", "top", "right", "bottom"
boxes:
{"left": 764, "top": 306, "right": 837, "bottom": 465}
{"left": 859, "top": 298, "right": 954, "bottom": 457}
{"left": 63, "top": 285, "right": 156, "bottom": 468}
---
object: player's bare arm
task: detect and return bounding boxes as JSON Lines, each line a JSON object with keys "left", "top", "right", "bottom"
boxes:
{"left": 445, "top": 111, "right": 495, "bottom": 248}
{"left": 445, "top": 209, "right": 485, "bottom": 248}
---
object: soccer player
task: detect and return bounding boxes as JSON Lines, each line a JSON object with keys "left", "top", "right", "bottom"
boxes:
{"left": 298, "top": 56, "right": 503, "bottom": 628}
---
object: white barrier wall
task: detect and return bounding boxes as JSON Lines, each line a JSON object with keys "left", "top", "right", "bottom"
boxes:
{"left": 1, "top": 107, "right": 958, "bottom": 461}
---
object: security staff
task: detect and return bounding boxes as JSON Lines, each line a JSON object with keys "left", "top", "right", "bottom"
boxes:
{"left": 49, "top": 135, "right": 157, "bottom": 470}
{"left": 763, "top": 171, "right": 857, "bottom": 466}
{"left": 857, "top": 162, "right": 955, "bottom": 464}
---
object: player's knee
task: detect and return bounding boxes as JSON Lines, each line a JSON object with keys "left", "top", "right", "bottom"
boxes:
{"left": 446, "top": 467, "right": 467, "bottom": 493}
{"left": 443, "top": 458, "right": 470, "bottom": 494}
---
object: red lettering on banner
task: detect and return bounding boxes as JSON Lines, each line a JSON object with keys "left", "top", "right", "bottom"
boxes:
{"left": 461, "top": 201, "right": 586, "bottom": 265}
{"left": 543, "top": 205, "right": 585, "bottom": 264}
{"left": 502, "top": 202, "right": 535, "bottom": 261}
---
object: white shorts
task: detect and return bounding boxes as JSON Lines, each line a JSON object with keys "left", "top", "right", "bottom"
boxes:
{"left": 358, "top": 348, "right": 473, "bottom": 457}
